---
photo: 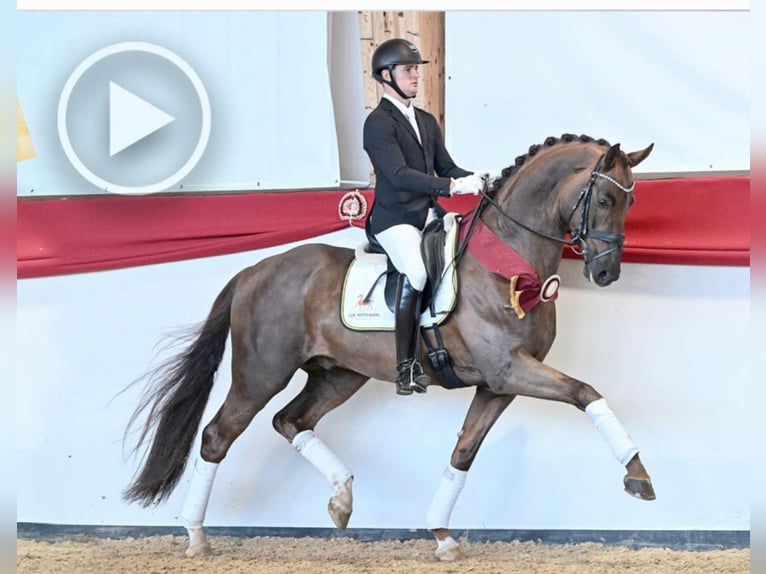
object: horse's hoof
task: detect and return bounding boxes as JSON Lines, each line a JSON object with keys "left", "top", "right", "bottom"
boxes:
{"left": 185, "top": 527, "right": 212, "bottom": 557}
{"left": 185, "top": 541, "right": 212, "bottom": 557}
{"left": 434, "top": 536, "right": 463, "bottom": 562}
{"left": 328, "top": 477, "right": 353, "bottom": 529}
{"left": 328, "top": 500, "right": 351, "bottom": 529}
{"left": 624, "top": 475, "right": 656, "bottom": 501}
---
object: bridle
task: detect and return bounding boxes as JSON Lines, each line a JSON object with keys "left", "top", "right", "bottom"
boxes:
{"left": 479, "top": 154, "right": 634, "bottom": 264}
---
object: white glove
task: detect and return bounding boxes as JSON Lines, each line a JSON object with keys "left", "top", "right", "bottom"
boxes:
{"left": 451, "top": 174, "right": 484, "bottom": 196}
{"left": 476, "top": 169, "right": 504, "bottom": 187}
{"left": 476, "top": 169, "right": 503, "bottom": 183}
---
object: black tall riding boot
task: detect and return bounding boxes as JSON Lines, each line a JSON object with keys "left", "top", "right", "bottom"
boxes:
{"left": 394, "top": 273, "right": 430, "bottom": 395}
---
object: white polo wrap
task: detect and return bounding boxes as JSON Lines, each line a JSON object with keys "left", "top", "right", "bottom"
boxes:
{"left": 585, "top": 398, "right": 639, "bottom": 466}
{"left": 292, "top": 429, "right": 352, "bottom": 491}
{"left": 426, "top": 464, "right": 468, "bottom": 530}
{"left": 181, "top": 455, "right": 219, "bottom": 529}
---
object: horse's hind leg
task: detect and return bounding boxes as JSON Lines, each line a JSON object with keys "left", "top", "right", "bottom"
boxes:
{"left": 272, "top": 365, "right": 369, "bottom": 529}
{"left": 183, "top": 360, "right": 295, "bottom": 556}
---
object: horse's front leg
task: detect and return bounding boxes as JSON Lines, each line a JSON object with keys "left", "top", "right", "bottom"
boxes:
{"left": 427, "top": 386, "right": 515, "bottom": 561}
{"left": 498, "top": 348, "right": 655, "bottom": 500}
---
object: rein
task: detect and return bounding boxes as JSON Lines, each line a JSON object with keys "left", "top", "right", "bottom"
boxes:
{"left": 426, "top": 185, "right": 491, "bottom": 302}
{"left": 479, "top": 155, "right": 630, "bottom": 263}
{"left": 453, "top": 185, "right": 491, "bottom": 265}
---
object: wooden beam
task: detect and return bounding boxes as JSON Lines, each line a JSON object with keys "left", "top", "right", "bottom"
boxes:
{"left": 417, "top": 12, "right": 445, "bottom": 133}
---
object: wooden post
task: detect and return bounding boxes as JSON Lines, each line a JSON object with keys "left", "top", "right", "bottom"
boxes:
{"left": 416, "top": 12, "right": 445, "bottom": 132}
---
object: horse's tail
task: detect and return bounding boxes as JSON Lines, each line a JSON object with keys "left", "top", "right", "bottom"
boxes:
{"left": 122, "top": 274, "right": 239, "bottom": 507}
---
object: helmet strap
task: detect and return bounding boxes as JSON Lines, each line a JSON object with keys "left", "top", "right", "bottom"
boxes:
{"left": 383, "top": 66, "right": 416, "bottom": 100}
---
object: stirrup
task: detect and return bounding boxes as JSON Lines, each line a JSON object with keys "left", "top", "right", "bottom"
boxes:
{"left": 396, "top": 360, "right": 430, "bottom": 395}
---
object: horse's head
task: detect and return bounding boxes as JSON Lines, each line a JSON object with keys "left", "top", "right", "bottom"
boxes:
{"left": 486, "top": 135, "right": 654, "bottom": 288}
{"left": 568, "top": 142, "right": 654, "bottom": 287}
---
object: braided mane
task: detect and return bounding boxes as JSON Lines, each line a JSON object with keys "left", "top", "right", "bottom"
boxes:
{"left": 492, "top": 133, "right": 612, "bottom": 192}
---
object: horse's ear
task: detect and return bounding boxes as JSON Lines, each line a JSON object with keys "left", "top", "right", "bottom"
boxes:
{"left": 626, "top": 143, "right": 654, "bottom": 168}
{"left": 603, "top": 143, "right": 622, "bottom": 171}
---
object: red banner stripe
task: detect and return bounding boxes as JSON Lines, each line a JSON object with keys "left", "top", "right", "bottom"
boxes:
{"left": 17, "top": 176, "right": 749, "bottom": 279}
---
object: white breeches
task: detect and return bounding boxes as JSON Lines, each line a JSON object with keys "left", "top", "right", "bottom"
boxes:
{"left": 375, "top": 224, "right": 428, "bottom": 291}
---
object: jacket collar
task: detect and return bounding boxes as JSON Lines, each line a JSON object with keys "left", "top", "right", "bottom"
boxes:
{"left": 380, "top": 97, "right": 421, "bottom": 146}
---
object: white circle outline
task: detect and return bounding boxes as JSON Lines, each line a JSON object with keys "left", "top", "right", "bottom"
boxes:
{"left": 540, "top": 274, "right": 561, "bottom": 302}
{"left": 57, "top": 41, "right": 211, "bottom": 196}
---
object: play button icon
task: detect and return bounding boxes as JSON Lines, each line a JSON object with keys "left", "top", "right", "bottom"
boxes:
{"left": 58, "top": 42, "right": 211, "bottom": 195}
{"left": 109, "top": 82, "right": 175, "bottom": 157}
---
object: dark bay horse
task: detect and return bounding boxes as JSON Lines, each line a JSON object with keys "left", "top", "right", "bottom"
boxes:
{"left": 124, "top": 134, "right": 655, "bottom": 561}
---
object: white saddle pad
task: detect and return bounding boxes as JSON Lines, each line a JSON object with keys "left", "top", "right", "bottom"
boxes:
{"left": 341, "top": 213, "right": 461, "bottom": 331}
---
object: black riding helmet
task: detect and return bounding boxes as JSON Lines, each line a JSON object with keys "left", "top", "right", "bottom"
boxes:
{"left": 371, "top": 38, "right": 429, "bottom": 99}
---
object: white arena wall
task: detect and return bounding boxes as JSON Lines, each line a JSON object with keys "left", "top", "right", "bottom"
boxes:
{"left": 17, "top": 227, "right": 749, "bottom": 535}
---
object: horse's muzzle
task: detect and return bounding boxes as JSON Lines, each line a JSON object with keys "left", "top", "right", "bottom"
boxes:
{"left": 585, "top": 265, "right": 621, "bottom": 287}
{"left": 584, "top": 246, "right": 622, "bottom": 287}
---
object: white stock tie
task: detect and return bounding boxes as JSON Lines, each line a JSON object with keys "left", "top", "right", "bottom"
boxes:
{"left": 405, "top": 108, "right": 421, "bottom": 144}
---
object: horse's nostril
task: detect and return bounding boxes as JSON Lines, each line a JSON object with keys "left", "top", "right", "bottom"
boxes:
{"left": 598, "top": 270, "right": 610, "bottom": 284}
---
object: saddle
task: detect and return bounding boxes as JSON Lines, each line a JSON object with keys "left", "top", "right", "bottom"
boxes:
{"left": 341, "top": 214, "right": 460, "bottom": 329}
{"left": 362, "top": 220, "right": 444, "bottom": 314}
{"left": 341, "top": 213, "right": 467, "bottom": 389}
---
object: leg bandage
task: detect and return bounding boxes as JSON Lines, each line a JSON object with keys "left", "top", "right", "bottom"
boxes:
{"left": 292, "top": 430, "right": 352, "bottom": 491}
{"left": 181, "top": 455, "right": 219, "bottom": 529}
{"left": 585, "top": 398, "right": 639, "bottom": 466}
{"left": 426, "top": 465, "right": 467, "bottom": 530}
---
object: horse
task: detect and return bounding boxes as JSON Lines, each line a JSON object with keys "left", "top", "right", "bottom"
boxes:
{"left": 123, "top": 133, "right": 655, "bottom": 562}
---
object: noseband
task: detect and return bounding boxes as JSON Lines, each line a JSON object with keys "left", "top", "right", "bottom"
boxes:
{"left": 480, "top": 154, "right": 634, "bottom": 263}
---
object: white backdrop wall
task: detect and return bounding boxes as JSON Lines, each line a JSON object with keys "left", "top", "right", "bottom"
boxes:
{"left": 16, "top": 11, "right": 749, "bottom": 197}
{"left": 17, "top": 228, "right": 749, "bottom": 531}
{"left": 16, "top": 11, "right": 341, "bottom": 195}
{"left": 445, "top": 11, "right": 749, "bottom": 175}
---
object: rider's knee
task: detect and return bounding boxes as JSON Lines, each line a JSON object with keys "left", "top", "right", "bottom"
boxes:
{"left": 404, "top": 267, "right": 427, "bottom": 291}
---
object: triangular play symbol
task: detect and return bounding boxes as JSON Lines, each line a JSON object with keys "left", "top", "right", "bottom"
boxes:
{"left": 109, "top": 81, "right": 175, "bottom": 157}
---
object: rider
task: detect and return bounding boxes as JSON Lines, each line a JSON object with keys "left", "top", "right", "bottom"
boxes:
{"left": 363, "top": 37, "right": 484, "bottom": 396}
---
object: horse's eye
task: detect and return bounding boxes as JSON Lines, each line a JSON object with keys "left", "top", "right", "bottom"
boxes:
{"left": 597, "top": 197, "right": 609, "bottom": 208}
